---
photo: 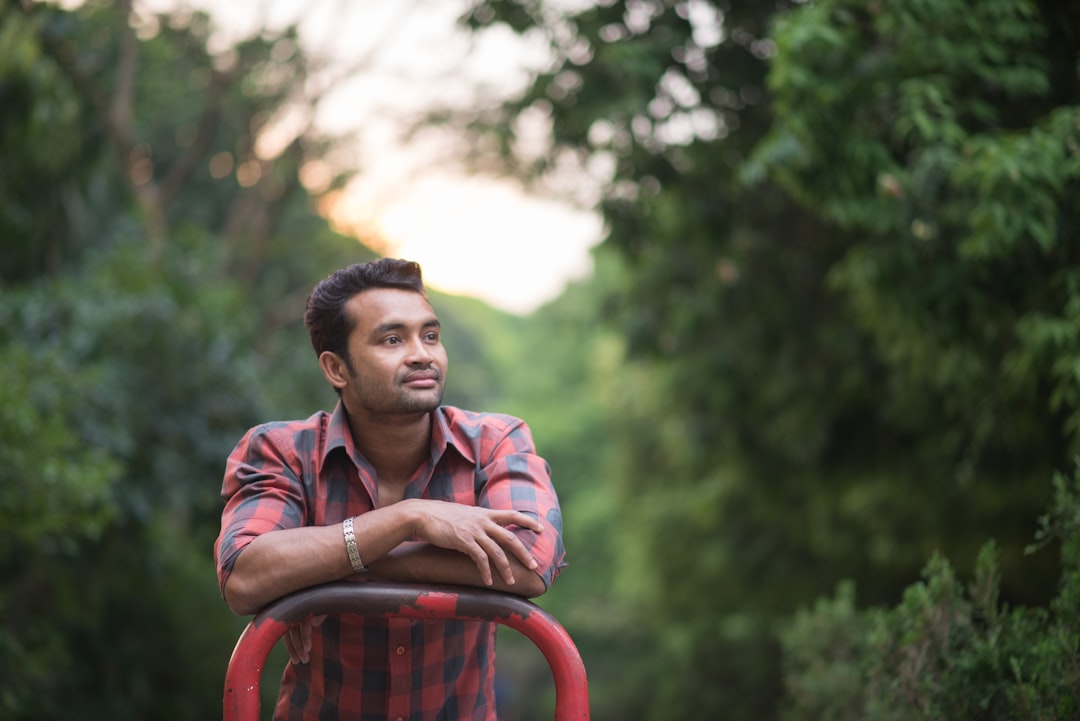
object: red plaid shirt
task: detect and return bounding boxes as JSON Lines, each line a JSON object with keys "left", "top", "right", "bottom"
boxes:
{"left": 215, "top": 403, "right": 565, "bottom": 721}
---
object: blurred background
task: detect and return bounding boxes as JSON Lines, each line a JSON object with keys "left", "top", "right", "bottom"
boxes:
{"left": 3, "top": 0, "right": 1080, "bottom": 719}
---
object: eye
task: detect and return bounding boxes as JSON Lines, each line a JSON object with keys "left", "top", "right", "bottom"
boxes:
{"left": 424, "top": 331, "right": 440, "bottom": 343}
{"left": 382, "top": 336, "right": 402, "bottom": 345}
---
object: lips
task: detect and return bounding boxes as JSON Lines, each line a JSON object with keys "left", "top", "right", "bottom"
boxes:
{"left": 403, "top": 369, "right": 440, "bottom": 386}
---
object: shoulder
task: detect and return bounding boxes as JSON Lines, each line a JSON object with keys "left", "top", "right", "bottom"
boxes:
{"left": 232, "top": 410, "right": 332, "bottom": 457}
{"left": 438, "top": 405, "right": 527, "bottom": 437}
{"left": 436, "top": 406, "right": 537, "bottom": 462}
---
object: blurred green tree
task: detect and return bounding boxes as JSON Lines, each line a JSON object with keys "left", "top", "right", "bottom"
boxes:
{"left": 0, "top": 2, "right": 548, "bottom": 717}
{"left": 0, "top": 232, "right": 266, "bottom": 719}
{"left": 452, "top": 0, "right": 1080, "bottom": 718}
{"left": 782, "top": 463, "right": 1080, "bottom": 721}
{"left": 0, "top": 1, "right": 362, "bottom": 717}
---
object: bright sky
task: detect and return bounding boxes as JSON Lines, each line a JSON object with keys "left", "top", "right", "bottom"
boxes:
{"left": 327, "top": 173, "right": 603, "bottom": 315}
{"left": 139, "top": 0, "right": 604, "bottom": 314}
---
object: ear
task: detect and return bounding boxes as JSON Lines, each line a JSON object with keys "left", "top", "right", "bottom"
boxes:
{"left": 318, "top": 351, "right": 351, "bottom": 391}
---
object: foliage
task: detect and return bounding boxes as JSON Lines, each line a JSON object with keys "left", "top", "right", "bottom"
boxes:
{"left": 782, "top": 464, "right": 1080, "bottom": 721}
{"left": 0, "top": 232, "right": 265, "bottom": 719}
{"left": 753, "top": 0, "right": 1080, "bottom": 465}
{"left": 5, "top": 0, "right": 1080, "bottom": 719}
{"left": 0, "top": 2, "right": 363, "bottom": 718}
{"left": 455, "top": 0, "right": 1080, "bottom": 719}
{"left": 427, "top": 290, "right": 519, "bottom": 413}
{"left": 0, "top": 346, "right": 119, "bottom": 551}
{"left": 489, "top": 252, "right": 658, "bottom": 721}
{"left": 0, "top": 2, "right": 548, "bottom": 717}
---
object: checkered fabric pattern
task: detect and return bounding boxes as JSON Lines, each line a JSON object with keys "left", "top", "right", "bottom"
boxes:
{"left": 215, "top": 403, "right": 565, "bottom": 721}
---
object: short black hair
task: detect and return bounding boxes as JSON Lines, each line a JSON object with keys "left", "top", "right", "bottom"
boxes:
{"left": 304, "top": 258, "right": 426, "bottom": 367}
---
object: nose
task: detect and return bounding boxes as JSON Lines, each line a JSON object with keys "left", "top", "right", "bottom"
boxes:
{"left": 406, "top": 337, "right": 434, "bottom": 365}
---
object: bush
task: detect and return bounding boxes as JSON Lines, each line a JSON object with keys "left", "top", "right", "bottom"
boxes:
{"left": 782, "top": 463, "right": 1080, "bottom": 721}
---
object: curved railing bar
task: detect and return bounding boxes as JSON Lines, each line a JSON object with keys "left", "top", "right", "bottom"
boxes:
{"left": 223, "top": 581, "right": 589, "bottom": 721}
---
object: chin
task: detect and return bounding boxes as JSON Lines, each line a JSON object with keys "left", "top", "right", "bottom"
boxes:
{"left": 399, "top": 393, "right": 443, "bottom": 414}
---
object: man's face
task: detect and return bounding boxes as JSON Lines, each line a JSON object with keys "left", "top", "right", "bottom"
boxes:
{"left": 336, "top": 288, "right": 448, "bottom": 419}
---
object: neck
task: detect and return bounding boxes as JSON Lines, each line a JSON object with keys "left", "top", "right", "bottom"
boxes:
{"left": 347, "top": 407, "right": 433, "bottom": 484}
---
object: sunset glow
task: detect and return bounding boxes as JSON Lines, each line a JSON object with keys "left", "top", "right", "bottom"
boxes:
{"left": 141, "top": 0, "right": 603, "bottom": 314}
{"left": 326, "top": 175, "right": 603, "bottom": 315}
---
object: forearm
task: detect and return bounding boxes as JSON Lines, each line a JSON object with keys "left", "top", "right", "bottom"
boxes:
{"left": 224, "top": 503, "right": 419, "bottom": 615}
{"left": 223, "top": 499, "right": 546, "bottom": 614}
{"left": 224, "top": 524, "right": 348, "bottom": 615}
{"left": 367, "top": 541, "right": 548, "bottom": 598}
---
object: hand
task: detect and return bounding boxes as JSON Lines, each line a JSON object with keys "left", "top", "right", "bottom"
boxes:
{"left": 284, "top": 614, "right": 326, "bottom": 664}
{"left": 408, "top": 501, "right": 543, "bottom": 587}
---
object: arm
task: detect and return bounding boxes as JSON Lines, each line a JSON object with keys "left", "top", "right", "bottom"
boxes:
{"left": 368, "top": 542, "right": 547, "bottom": 597}
{"left": 217, "top": 413, "right": 561, "bottom": 615}
{"left": 470, "top": 416, "right": 567, "bottom": 593}
{"left": 281, "top": 539, "right": 546, "bottom": 665}
{"left": 223, "top": 498, "right": 544, "bottom": 615}
{"left": 366, "top": 416, "right": 564, "bottom": 600}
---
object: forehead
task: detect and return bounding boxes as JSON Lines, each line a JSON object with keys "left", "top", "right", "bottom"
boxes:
{"left": 345, "top": 288, "right": 437, "bottom": 334}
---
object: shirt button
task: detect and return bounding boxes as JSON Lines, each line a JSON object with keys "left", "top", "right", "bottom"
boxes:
{"left": 395, "top": 645, "right": 406, "bottom": 656}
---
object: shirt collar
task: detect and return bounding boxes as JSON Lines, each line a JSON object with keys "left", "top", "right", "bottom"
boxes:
{"left": 323, "top": 401, "right": 476, "bottom": 467}
{"left": 324, "top": 400, "right": 355, "bottom": 460}
{"left": 432, "top": 405, "right": 476, "bottom": 465}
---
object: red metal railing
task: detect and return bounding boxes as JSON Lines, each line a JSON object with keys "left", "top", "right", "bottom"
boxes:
{"left": 223, "top": 581, "right": 589, "bottom": 721}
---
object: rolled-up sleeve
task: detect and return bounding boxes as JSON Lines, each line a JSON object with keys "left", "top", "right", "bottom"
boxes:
{"left": 477, "top": 419, "right": 567, "bottom": 589}
{"left": 214, "top": 424, "right": 307, "bottom": 596}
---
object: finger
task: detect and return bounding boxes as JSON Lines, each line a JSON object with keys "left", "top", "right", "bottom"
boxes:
{"left": 493, "top": 510, "right": 544, "bottom": 533}
{"left": 476, "top": 532, "right": 517, "bottom": 586}
{"left": 301, "top": 619, "right": 314, "bottom": 658}
{"left": 311, "top": 614, "right": 327, "bottom": 628}
{"left": 488, "top": 522, "right": 539, "bottom": 571}
{"left": 460, "top": 538, "right": 495, "bottom": 586}
{"left": 285, "top": 626, "right": 306, "bottom": 665}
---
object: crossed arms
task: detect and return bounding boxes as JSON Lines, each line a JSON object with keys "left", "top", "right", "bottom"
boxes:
{"left": 222, "top": 498, "right": 549, "bottom": 665}
{"left": 222, "top": 498, "right": 548, "bottom": 617}
{"left": 215, "top": 411, "right": 563, "bottom": 669}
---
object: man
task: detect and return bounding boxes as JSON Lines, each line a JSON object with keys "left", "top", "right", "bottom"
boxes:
{"left": 214, "top": 258, "right": 565, "bottom": 721}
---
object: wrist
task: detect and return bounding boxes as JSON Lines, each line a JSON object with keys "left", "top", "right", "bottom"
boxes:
{"left": 397, "top": 498, "right": 424, "bottom": 538}
{"left": 342, "top": 517, "right": 367, "bottom": 574}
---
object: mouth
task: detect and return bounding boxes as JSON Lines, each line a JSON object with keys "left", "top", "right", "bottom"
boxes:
{"left": 403, "top": 370, "right": 440, "bottom": 388}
